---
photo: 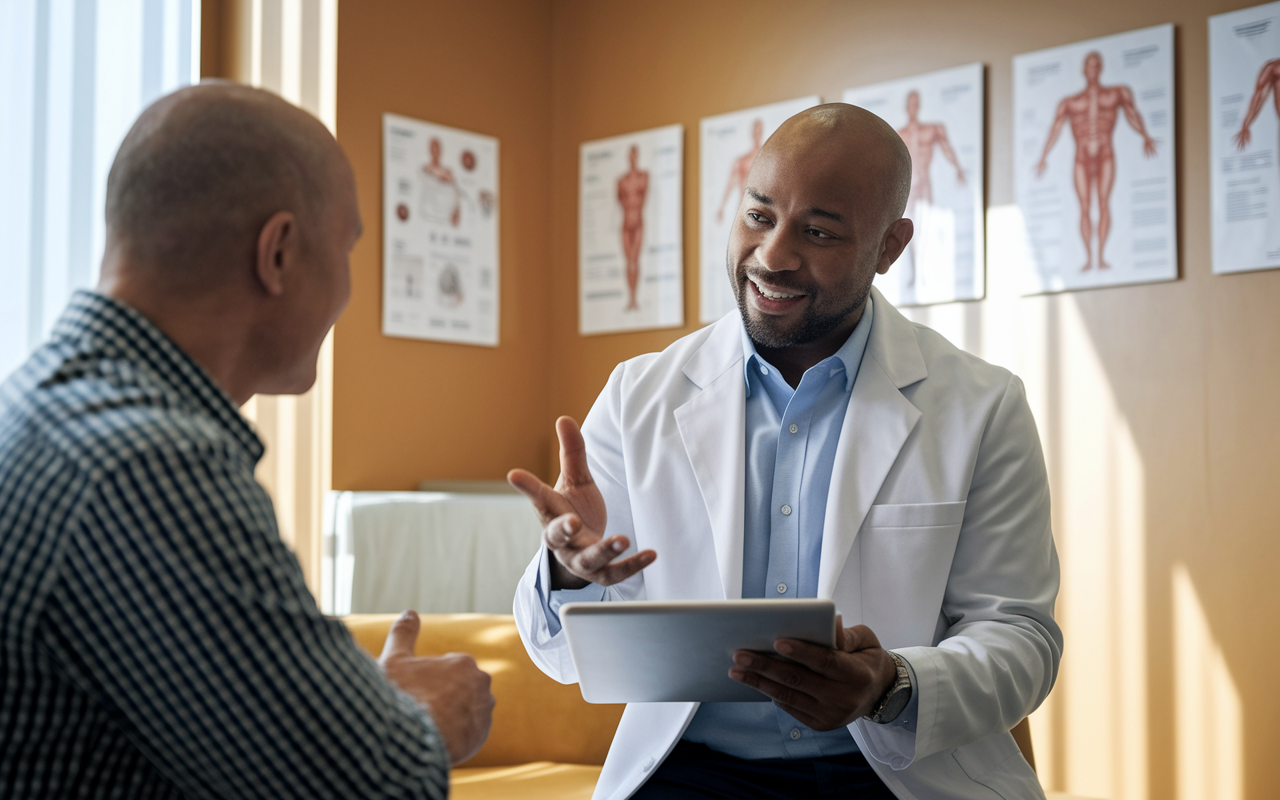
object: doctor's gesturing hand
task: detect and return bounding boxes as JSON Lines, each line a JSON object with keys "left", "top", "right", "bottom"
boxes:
{"left": 508, "top": 416, "right": 657, "bottom": 590}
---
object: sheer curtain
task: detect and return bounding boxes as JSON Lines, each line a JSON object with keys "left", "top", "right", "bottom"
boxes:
{"left": 0, "top": 0, "right": 200, "bottom": 380}
{"left": 227, "top": 0, "right": 339, "bottom": 595}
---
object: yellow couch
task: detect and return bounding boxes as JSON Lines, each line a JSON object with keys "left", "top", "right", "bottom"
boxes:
{"left": 343, "top": 613, "right": 623, "bottom": 799}
{"left": 344, "top": 614, "right": 1096, "bottom": 800}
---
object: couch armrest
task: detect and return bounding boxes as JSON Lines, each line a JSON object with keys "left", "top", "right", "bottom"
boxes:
{"left": 343, "top": 613, "right": 623, "bottom": 768}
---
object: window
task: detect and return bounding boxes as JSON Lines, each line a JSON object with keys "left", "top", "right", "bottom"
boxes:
{"left": 0, "top": 0, "right": 200, "bottom": 379}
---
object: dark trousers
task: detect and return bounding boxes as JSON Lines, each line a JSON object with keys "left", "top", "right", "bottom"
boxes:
{"left": 631, "top": 740, "right": 899, "bottom": 799}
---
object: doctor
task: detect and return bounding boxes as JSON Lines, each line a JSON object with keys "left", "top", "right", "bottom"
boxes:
{"left": 509, "top": 104, "right": 1062, "bottom": 800}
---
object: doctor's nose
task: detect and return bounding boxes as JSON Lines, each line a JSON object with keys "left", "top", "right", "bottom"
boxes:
{"left": 755, "top": 229, "right": 802, "bottom": 274}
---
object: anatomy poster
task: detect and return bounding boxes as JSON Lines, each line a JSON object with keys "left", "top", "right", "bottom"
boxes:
{"left": 382, "top": 114, "right": 499, "bottom": 346}
{"left": 699, "top": 96, "right": 820, "bottom": 323}
{"left": 1210, "top": 1, "right": 1280, "bottom": 275}
{"left": 579, "top": 124, "right": 683, "bottom": 335}
{"left": 843, "top": 63, "right": 985, "bottom": 306}
{"left": 1014, "top": 24, "right": 1177, "bottom": 294}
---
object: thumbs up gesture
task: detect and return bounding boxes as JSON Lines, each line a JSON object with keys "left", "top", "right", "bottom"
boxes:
{"left": 378, "top": 610, "right": 495, "bottom": 765}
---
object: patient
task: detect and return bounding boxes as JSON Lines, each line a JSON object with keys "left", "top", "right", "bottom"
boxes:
{"left": 0, "top": 83, "right": 492, "bottom": 798}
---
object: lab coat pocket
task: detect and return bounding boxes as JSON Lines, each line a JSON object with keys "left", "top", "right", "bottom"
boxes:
{"left": 861, "top": 500, "right": 967, "bottom": 529}
{"left": 858, "top": 501, "right": 965, "bottom": 647}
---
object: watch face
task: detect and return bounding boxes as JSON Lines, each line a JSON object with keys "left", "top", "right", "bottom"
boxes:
{"left": 879, "top": 686, "right": 911, "bottom": 723}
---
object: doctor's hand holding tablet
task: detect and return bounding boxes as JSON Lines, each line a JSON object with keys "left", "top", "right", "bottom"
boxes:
{"left": 508, "top": 416, "right": 904, "bottom": 730}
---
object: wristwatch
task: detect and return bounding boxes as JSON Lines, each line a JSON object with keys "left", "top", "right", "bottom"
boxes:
{"left": 867, "top": 652, "right": 912, "bottom": 724}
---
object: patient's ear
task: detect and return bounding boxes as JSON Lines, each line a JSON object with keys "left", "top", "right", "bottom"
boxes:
{"left": 254, "top": 210, "right": 298, "bottom": 297}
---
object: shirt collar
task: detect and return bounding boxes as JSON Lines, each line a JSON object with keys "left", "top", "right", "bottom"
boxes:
{"left": 738, "top": 296, "right": 875, "bottom": 396}
{"left": 50, "top": 290, "right": 265, "bottom": 462}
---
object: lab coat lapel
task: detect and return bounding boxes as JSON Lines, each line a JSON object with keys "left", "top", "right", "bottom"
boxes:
{"left": 674, "top": 316, "right": 747, "bottom": 601}
{"left": 817, "top": 290, "right": 928, "bottom": 598}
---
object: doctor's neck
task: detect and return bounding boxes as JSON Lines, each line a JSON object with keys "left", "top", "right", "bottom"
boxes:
{"left": 750, "top": 299, "right": 866, "bottom": 390}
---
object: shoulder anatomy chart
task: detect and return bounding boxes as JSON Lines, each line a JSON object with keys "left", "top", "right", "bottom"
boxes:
{"left": 1014, "top": 24, "right": 1177, "bottom": 294}
{"left": 383, "top": 114, "right": 499, "bottom": 346}
{"left": 844, "top": 63, "right": 985, "bottom": 306}
{"left": 579, "top": 124, "right": 684, "bottom": 335}
{"left": 699, "top": 96, "right": 820, "bottom": 323}
{"left": 1210, "top": 1, "right": 1280, "bottom": 275}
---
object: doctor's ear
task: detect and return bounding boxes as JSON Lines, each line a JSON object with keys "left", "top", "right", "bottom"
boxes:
{"left": 878, "top": 218, "right": 914, "bottom": 274}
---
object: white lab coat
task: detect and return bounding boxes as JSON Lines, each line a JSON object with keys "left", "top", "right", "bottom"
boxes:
{"left": 514, "top": 289, "right": 1062, "bottom": 800}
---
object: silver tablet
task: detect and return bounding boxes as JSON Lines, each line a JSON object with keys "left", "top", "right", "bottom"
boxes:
{"left": 560, "top": 599, "right": 836, "bottom": 703}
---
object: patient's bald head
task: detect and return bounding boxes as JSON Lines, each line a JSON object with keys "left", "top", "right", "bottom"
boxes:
{"left": 100, "top": 82, "right": 360, "bottom": 403}
{"left": 104, "top": 82, "right": 343, "bottom": 283}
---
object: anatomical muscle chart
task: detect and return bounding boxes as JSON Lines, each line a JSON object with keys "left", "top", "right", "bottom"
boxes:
{"left": 579, "top": 124, "right": 683, "bottom": 335}
{"left": 1210, "top": 1, "right": 1280, "bottom": 275}
{"left": 844, "top": 63, "right": 985, "bottom": 306}
{"left": 383, "top": 114, "right": 499, "bottom": 346}
{"left": 1014, "top": 24, "right": 1177, "bottom": 294}
{"left": 699, "top": 96, "right": 820, "bottom": 323}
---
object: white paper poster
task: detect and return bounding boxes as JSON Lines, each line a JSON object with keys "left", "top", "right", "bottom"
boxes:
{"left": 1210, "top": 2, "right": 1280, "bottom": 275}
{"left": 1014, "top": 24, "right": 1177, "bottom": 294}
{"left": 578, "top": 124, "right": 683, "bottom": 335}
{"left": 844, "top": 64, "right": 985, "bottom": 307}
{"left": 382, "top": 114, "right": 499, "bottom": 346}
{"left": 699, "top": 96, "right": 821, "bottom": 323}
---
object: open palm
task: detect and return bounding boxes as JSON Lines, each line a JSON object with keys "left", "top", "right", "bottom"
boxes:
{"left": 508, "top": 416, "right": 655, "bottom": 588}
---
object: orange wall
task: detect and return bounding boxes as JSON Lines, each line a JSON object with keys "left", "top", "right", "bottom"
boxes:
{"left": 331, "top": 0, "right": 555, "bottom": 489}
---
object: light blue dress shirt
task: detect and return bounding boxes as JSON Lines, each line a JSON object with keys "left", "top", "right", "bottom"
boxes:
{"left": 540, "top": 299, "right": 918, "bottom": 760}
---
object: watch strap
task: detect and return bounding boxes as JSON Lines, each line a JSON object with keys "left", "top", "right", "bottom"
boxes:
{"left": 867, "top": 651, "right": 912, "bottom": 725}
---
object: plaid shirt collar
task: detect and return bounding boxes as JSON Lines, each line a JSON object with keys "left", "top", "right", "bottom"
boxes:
{"left": 50, "top": 290, "right": 264, "bottom": 463}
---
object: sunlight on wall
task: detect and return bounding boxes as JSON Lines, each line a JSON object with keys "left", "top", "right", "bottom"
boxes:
{"left": 1052, "top": 295, "right": 1147, "bottom": 800}
{"left": 903, "top": 204, "right": 1253, "bottom": 800}
{"left": 919, "top": 205, "right": 1150, "bottom": 800}
{"left": 1174, "top": 564, "right": 1243, "bottom": 800}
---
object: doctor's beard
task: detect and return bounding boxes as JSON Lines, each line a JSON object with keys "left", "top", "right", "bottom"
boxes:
{"left": 729, "top": 257, "right": 871, "bottom": 351}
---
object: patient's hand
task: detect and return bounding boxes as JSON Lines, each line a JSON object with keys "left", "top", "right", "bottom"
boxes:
{"left": 507, "top": 416, "right": 655, "bottom": 589}
{"left": 379, "top": 610, "right": 495, "bottom": 766}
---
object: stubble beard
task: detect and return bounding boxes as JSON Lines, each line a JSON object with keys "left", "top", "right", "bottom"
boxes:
{"left": 729, "top": 256, "right": 871, "bottom": 350}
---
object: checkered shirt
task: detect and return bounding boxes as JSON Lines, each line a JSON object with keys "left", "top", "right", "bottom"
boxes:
{"left": 0, "top": 291, "right": 449, "bottom": 799}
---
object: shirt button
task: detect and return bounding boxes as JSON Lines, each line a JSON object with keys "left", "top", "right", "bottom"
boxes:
{"left": 789, "top": 424, "right": 798, "bottom": 434}
{"left": 760, "top": 365, "right": 769, "bottom": 375}
{"left": 643, "top": 756, "right": 656, "bottom": 771}
{"left": 790, "top": 728, "right": 802, "bottom": 740}
{"left": 781, "top": 504, "right": 792, "bottom": 516}
{"left": 776, "top": 583, "right": 787, "bottom": 594}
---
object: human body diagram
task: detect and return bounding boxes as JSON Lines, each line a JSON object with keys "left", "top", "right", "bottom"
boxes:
{"left": 420, "top": 137, "right": 465, "bottom": 227}
{"left": 1234, "top": 58, "right": 1280, "bottom": 151}
{"left": 896, "top": 90, "right": 965, "bottom": 287}
{"left": 716, "top": 118, "right": 764, "bottom": 223}
{"left": 1036, "top": 51, "right": 1158, "bottom": 272}
{"left": 616, "top": 145, "right": 650, "bottom": 311}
